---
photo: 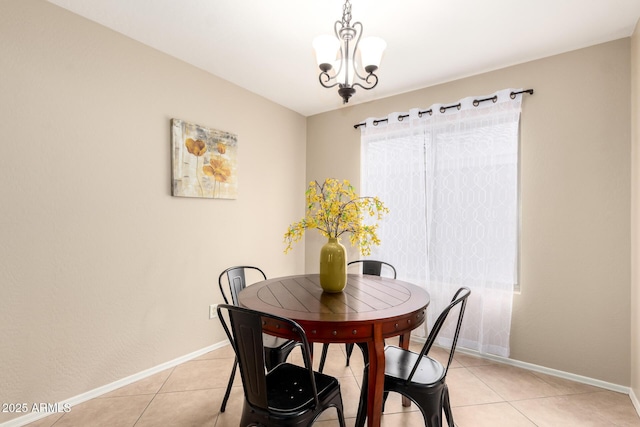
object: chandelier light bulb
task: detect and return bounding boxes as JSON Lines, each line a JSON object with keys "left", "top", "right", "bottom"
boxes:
{"left": 359, "top": 36, "right": 387, "bottom": 73}
{"left": 313, "top": 35, "right": 340, "bottom": 72}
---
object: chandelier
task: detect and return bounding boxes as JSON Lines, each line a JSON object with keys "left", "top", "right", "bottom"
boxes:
{"left": 312, "top": 0, "right": 386, "bottom": 104}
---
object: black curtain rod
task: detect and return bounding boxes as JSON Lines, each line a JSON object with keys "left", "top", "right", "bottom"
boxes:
{"left": 353, "top": 89, "right": 534, "bottom": 129}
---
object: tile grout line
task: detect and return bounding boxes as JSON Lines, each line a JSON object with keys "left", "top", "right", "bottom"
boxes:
{"left": 132, "top": 366, "right": 177, "bottom": 427}
{"left": 506, "top": 400, "right": 540, "bottom": 427}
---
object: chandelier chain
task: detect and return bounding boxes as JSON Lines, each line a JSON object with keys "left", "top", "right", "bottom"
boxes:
{"left": 341, "top": 0, "right": 352, "bottom": 28}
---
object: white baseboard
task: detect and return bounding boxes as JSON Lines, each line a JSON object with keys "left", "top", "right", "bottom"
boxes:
{"left": 630, "top": 387, "right": 640, "bottom": 415}
{"left": 409, "top": 336, "right": 632, "bottom": 396}
{"left": 0, "top": 341, "right": 229, "bottom": 427}
{"left": 456, "top": 348, "right": 631, "bottom": 394}
{"left": 455, "top": 346, "right": 630, "bottom": 394}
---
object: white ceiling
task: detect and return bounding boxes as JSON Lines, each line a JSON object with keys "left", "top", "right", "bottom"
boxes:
{"left": 47, "top": 0, "right": 640, "bottom": 117}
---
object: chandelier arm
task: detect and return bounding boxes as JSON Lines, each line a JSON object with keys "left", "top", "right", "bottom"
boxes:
{"left": 351, "top": 72, "right": 379, "bottom": 91}
{"left": 350, "top": 21, "right": 366, "bottom": 81}
{"left": 318, "top": 71, "right": 340, "bottom": 89}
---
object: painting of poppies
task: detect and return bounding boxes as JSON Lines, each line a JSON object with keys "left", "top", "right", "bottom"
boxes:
{"left": 171, "top": 119, "right": 238, "bottom": 199}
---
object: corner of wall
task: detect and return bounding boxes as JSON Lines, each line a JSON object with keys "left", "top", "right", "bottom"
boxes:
{"left": 630, "top": 16, "right": 640, "bottom": 411}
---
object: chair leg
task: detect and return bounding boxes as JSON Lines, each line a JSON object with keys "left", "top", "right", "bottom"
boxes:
{"left": 354, "top": 364, "right": 368, "bottom": 427}
{"left": 443, "top": 385, "right": 454, "bottom": 427}
{"left": 220, "top": 358, "right": 237, "bottom": 412}
{"left": 354, "top": 343, "right": 369, "bottom": 427}
{"left": 336, "top": 403, "right": 347, "bottom": 427}
{"left": 318, "top": 343, "right": 330, "bottom": 373}
{"left": 345, "top": 343, "right": 355, "bottom": 366}
{"left": 382, "top": 391, "right": 389, "bottom": 412}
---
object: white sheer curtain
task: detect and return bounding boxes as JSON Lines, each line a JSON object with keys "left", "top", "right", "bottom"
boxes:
{"left": 361, "top": 88, "right": 522, "bottom": 357}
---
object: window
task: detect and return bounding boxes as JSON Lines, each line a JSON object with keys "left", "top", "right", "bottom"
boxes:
{"left": 360, "top": 89, "right": 522, "bottom": 357}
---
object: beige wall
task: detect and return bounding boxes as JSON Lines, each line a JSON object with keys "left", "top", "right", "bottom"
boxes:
{"left": 631, "top": 18, "right": 640, "bottom": 402}
{"left": 0, "top": 1, "right": 306, "bottom": 423}
{"left": 307, "top": 39, "right": 631, "bottom": 385}
{"left": 1, "top": 0, "right": 636, "bottom": 421}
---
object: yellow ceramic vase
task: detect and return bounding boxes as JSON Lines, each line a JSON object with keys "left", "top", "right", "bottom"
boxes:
{"left": 319, "top": 237, "right": 347, "bottom": 293}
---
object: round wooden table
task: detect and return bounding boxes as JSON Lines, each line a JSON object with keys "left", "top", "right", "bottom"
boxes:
{"left": 238, "top": 273, "right": 430, "bottom": 427}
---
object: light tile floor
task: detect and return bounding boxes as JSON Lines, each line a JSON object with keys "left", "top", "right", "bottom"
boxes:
{"left": 25, "top": 342, "right": 640, "bottom": 427}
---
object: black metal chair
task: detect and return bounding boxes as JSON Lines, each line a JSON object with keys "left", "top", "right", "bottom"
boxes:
{"left": 218, "top": 266, "right": 299, "bottom": 412}
{"left": 217, "top": 304, "right": 347, "bottom": 427}
{"left": 348, "top": 259, "right": 397, "bottom": 279}
{"left": 382, "top": 287, "right": 471, "bottom": 427}
{"left": 318, "top": 260, "right": 397, "bottom": 372}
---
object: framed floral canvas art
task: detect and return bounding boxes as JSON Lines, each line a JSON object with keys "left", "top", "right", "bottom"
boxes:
{"left": 171, "top": 119, "right": 238, "bottom": 199}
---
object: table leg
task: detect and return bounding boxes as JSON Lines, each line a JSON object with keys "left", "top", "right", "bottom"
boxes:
{"left": 398, "top": 331, "right": 412, "bottom": 407}
{"left": 366, "top": 325, "right": 385, "bottom": 427}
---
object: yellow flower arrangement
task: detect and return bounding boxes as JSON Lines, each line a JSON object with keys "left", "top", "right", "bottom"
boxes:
{"left": 284, "top": 178, "right": 389, "bottom": 256}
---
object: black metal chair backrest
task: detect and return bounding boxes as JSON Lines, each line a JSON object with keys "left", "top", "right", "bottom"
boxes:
{"left": 216, "top": 304, "right": 319, "bottom": 411}
{"left": 218, "top": 265, "right": 266, "bottom": 305}
{"left": 408, "top": 287, "right": 470, "bottom": 382}
{"left": 348, "top": 259, "right": 397, "bottom": 279}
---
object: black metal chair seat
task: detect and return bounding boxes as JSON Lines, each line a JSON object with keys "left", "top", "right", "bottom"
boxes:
{"left": 384, "top": 346, "right": 446, "bottom": 388}
{"left": 266, "top": 363, "right": 341, "bottom": 413}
